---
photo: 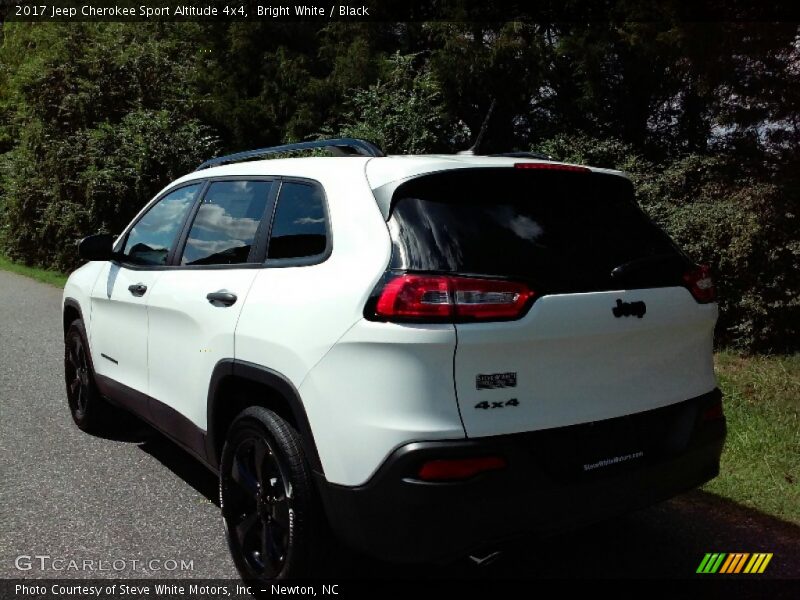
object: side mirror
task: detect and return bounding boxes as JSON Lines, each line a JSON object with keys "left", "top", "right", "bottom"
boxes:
{"left": 78, "top": 234, "right": 116, "bottom": 261}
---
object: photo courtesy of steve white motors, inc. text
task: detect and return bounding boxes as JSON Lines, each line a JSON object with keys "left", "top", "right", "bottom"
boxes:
{"left": 13, "top": 583, "right": 340, "bottom": 597}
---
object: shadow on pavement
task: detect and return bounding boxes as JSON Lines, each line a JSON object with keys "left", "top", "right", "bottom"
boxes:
{"left": 469, "top": 491, "right": 800, "bottom": 579}
{"left": 137, "top": 432, "right": 221, "bottom": 507}
{"left": 86, "top": 412, "right": 220, "bottom": 505}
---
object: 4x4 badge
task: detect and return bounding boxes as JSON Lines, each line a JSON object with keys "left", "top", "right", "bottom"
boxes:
{"left": 613, "top": 299, "right": 646, "bottom": 318}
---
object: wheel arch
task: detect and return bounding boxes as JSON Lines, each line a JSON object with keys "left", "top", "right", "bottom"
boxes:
{"left": 206, "top": 360, "right": 324, "bottom": 475}
{"left": 63, "top": 298, "right": 84, "bottom": 336}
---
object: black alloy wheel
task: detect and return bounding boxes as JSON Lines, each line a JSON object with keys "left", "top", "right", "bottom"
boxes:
{"left": 64, "top": 320, "right": 115, "bottom": 433}
{"left": 65, "top": 331, "right": 91, "bottom": 421}
{"left": 224, "top": 432, "right": 292, "bottom": 577}
{"left": 220, "top": 407, "right": 329, "bottom": 581}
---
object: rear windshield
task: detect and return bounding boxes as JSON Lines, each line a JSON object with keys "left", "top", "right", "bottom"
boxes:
{"left": 387, "top": 168, "right": 688, "bottom": 293}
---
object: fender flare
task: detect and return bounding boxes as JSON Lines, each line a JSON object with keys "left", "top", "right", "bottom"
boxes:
{"left": 61, "top": 297, "right": 89, "bottom": 344}
{"left": 205, "top": 359, "right": 324, "bottom": 474}
{"left": 63, "top": 297, "right": 85, "bottom": 330}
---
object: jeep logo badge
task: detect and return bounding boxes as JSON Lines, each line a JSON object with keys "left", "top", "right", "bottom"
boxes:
{"left": 613, "top": 299, "right": 646, "bottom": 318}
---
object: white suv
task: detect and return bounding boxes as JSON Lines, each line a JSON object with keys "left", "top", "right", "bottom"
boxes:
{"left": 63, "top": 138, "right": 726, "bottom": 580}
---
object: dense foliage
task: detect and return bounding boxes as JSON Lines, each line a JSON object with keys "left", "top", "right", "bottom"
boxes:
{"left": 0, "top": 18, "right": 797, "bottom": 351}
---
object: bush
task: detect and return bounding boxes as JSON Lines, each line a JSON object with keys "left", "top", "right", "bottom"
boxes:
{"left": 1, "top": 112, "right": 216, "bottom": 271}
{"left": 0, "top": 24, "right": 218, "bottom": 271}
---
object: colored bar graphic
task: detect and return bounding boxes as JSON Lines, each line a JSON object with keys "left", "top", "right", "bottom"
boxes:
{"left": 711, "top": 553, "right": 726, "bottom": 573}
{"left": 744, "top": 554, "right": 759, "bottom": 573}
{"left": 750, "top": 553, "right": 766, "bottom": 573}
{"left": 698, "top": 553, "right": 724, "bottom": 573}
{"left": 758, "top": 553, "right": 773, "bottom": 573}
{"left": 733, "top": 553, "right": 750, "bottom": 573}
{"left": 697, "top": 553, "right": 713, "bottom": 573}
{"left": 719, "top": 554, "right": 736, "bottom": 573}
{"left": 721, "top": 553, "right": 749, "bottom": 573}
{"left": 702, "top": 552, "right": 773, "bottom": 574}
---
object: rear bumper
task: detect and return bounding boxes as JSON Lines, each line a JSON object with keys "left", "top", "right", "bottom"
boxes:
{"left": 317, "top": 389, "right": 725, "bottom": 563}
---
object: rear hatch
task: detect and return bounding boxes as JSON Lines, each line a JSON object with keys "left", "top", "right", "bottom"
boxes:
{"left": 385, "top": 166, "right": 718, "bottom": 437}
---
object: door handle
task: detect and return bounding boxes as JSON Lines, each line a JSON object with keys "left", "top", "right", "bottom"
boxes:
{"left": 128, "top": 283, "right": 147, "bottom": 297}
{"left": 206, "top": 291, "right": 238, "bottom": 307}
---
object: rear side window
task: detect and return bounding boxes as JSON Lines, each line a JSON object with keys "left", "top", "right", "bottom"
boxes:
{"left": 267, "top": 182, "right": 328, "bottom": 260}
{"left": 181, "top": 180, "right": 272, "bottom": 266}
{"left": 388, "top": 169, "right": 687, "bottom": 293}
{"left": 123, "top": 184, "right": 200, "bottom": 266}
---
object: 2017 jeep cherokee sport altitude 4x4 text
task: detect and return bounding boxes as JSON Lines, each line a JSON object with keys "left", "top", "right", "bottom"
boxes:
{"left": 62, "top": 138, "right": 726, "bottom": 580}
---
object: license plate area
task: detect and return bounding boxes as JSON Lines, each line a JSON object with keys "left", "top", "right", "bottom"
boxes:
{"left": 526, "top": 397, "right": 699, "bottom": 482}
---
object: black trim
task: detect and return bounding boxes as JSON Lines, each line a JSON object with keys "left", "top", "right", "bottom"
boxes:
{"left": 205, "top": 359, "right": 234, "bottom": 468}
{"left": 91, "top": 360, "right": 324, "bottom": 477}
{"left": 94, "top": 373, "right": 213, "bottom": 471}
{"left": 99, "top": 353, "right": 118, "bottom": 365}
{"left": 317, "top": 389, "right": 726, "bottom": 563}
{"left": 149, "top": 396, "right": 209, "bottom": 463}
{"left": 249, "top": 180, "right": 281, "bottom": 264}
{"left": 95, "top": 373, "right": 151, "bottom": 420}
{"left": 62, "top": 298, "right": 85, "bottom": 333}
{"left": 195, "top": 138, "right": 384, "bottom": 170}
{"left": 206, "top": 359, "right": 323, "bottom": 474}
{"left": 169, "top": 179, "right": 211, "bottom": 266}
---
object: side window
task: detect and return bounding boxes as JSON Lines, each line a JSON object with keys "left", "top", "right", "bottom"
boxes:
{"left": 181, "top": 181, "right": 272, "bottom": 266}
{"left": 267, "top": 182, "right": 328, "bottom": 260}
{"left": 122, "top": 184, "right": 200, "bottom": 266}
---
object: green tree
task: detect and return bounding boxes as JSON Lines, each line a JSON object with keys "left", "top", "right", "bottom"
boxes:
{"left": 0, "top": 15, "right": 798, "bottom": 351}
{"left": 0, "top": 23, "right": 217, "bottom": 270}
{"left": 335, "top": 52, "right": 468, "bottom": 153}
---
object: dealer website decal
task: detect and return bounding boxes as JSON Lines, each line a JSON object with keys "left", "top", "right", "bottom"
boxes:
{"left": 476, "top": 372, "right": 517, "bottom": 390}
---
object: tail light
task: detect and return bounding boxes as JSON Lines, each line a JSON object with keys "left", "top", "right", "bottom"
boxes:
{"left": 417, "top": 456, "right": 507, "bottom": 481}
{"left": 683, "top": 264, "right": 716, "bottom": 303}
{"left": 370, "top": 274, "right": 535, "bottom": 323}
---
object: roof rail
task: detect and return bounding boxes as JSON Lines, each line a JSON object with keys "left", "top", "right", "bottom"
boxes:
{"left": 195, "top": 138, "right": 384, "bottom": 171}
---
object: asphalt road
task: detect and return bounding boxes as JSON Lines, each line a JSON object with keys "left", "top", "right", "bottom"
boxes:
{"left": 1, "top": 269, "right": 798, "bottom": 583}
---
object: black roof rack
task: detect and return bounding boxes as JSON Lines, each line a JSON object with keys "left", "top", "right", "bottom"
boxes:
{"left": 195, "top": 138, "right": 384, "bottom": 171}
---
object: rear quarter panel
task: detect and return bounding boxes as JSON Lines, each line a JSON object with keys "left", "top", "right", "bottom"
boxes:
{"left": 234, "top": 166, "right": 395, "bottom": 439}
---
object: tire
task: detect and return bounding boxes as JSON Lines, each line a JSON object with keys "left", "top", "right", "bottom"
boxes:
{"left": 64, "top": 319, "right": 118, "bottom": 434}
{"left": 220, "top": 406, "right": 332, "bottom": 581}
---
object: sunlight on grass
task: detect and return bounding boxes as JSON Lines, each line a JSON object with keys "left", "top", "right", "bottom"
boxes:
{"left": 705, "top": 352, "right": 800, "bottom": 524}
{"left": 0, "top": 255, "right": 68, "bottom": 287}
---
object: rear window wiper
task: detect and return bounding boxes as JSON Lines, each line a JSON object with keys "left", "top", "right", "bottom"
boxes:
{"left": 610, "top": 253, "right": 687, "bottom": 281}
